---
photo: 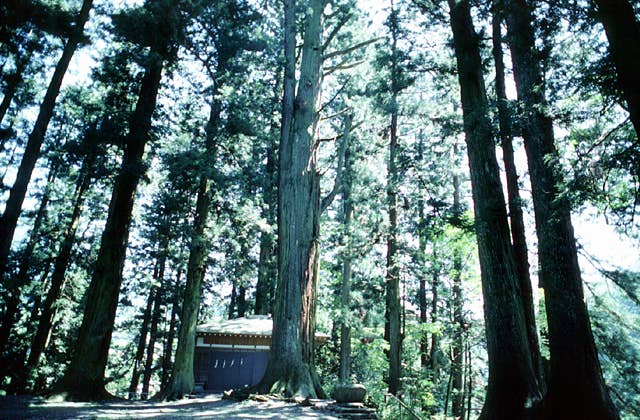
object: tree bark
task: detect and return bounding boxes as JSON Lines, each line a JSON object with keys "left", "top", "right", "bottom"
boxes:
{"left": 59, "top": 46, "right": 163, "bottom": 401}
{"left": 502, "top": 1, "right": 618, "bottom": 418}
{"left": 254, "top": 0, "right": 325, "bottom": 399}
{"left": 491, "top": 2, "right": 545, "bottom": 391}
{"left": 0, "top": 0, "right": 92, "bottom": 277}
{"left": 446, "top": 1, "right": 544, "bottom": 418}
{"left": 595, "top": 0, "right": 640, "bottom": 138}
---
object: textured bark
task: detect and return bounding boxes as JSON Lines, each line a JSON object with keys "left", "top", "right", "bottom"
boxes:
{"left": 0, "top": 0, "right": 92, "bottom": 277}
{"left": 254, "top": 0, "right": 325, "bottom": 399}
{"left": 491, "top": 3, "right": 545, "bottom": 391}
{"left": 503, "top": 1, "right": 618, "bottom": 418}
{"left": 129, "top": 288, "right": 155, "bottom": 398}
{"left": 60, "top": 47, "right": 163, "bottom": 401}
{"left": 595, "top": 0, "right": 640, "bottom": 138}
{"left": 446, "top": 1, "right": 544, "bottom": 418}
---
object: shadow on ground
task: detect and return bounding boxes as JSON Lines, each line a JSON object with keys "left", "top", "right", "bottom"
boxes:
{"left": 0, "top": 394, "right": 342, "bottom": 419}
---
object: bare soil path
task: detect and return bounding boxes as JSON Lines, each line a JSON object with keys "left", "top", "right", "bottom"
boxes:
{"left": 0, "top": 394, "right": 343, "bottom": 419}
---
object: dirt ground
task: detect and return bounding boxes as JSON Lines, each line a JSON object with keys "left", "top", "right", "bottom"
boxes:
{"left": 0, "top": 394, "right": 343, "bottom": 419}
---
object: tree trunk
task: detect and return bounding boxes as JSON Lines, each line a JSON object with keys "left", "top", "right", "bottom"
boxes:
{"left": 0, "top": 0, "right": 92, "bottom": 277}
{"left": 142, "top": 282, "right": 163, "bottom": 399}
{"left": 254, "top": 0, "right": 325, "bottom": 399}
{"left": 338, "top": 124, "right": 354, "bottom": 384}
{"left": 128, "top": 288, "right": 155, "bottom": 399}
{"left": 491, "top": 3, "right": 545, "bottom": 391}
{"left": 161, "top": 269, "right": 182, "bottom": 389}
{"left": 502, "top": 1, "right": 618, "bottom": 418}
{"left": 384, "top": 2, "right": 402, "bottom": 395}
{"left": 254, "top": 76, "right": 280, "bottom": 317}
{"left": 446, "top": 1, "right": 544, "bottom": 418}
{"left": 23, "top": 140, "right": 97, "bottom": 385}
{"left": 428, "top": 248, "right": 440, "bottom": 378}
{"left": 595, "top": 0, "right": 640, "bottom": 138}
{"left": 451, "top": 165, "right": 464, "bottom": 419}
{"left": 0, "top": 39, "right": 36, "bottom": 125}
{"left": 59, "top": 48, "right": 163, "bottom": 401}
{"left": 0, "top": 161, "right": 57, "bottom": 358}
{"left": 161, "top": 65, "right": 224, "bottom": 400}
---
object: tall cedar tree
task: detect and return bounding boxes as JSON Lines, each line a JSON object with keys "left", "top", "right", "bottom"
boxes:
{"left": 161, "top": 0, "right": 259, "bottom": 398}
{"left": 254, "top": 0, "right": 326, "bottom": 398}
{"left": 0, "top": 0, "right": 93, "bottom": 279}
{"left": 445, "top": 0, "right": 544, "bottom": 417}
{"left": 594, "top": 0, "right": 640, "bottom": 138}
{"left": 491, "top": 1, "right": 545, "bottom": 389}
{"left": 59, "top": 0, "right": 184, "bottom": 400}
{"left": 383, "top": 0, "right": 402, "bottom": 396}
{"left": 502, "top": 0, "right": 618, "bottom": 418}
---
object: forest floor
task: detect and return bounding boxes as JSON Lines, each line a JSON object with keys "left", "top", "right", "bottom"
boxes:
{"left": 0, "top": 393, "right": 343, "bottom": 419}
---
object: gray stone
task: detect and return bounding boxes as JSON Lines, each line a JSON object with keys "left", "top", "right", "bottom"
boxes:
{"left": 332, "top": 383, "right": 367, "bottom": 403}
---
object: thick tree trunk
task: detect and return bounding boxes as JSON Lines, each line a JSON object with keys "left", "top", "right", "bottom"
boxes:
{"left": 129, "top": 288, "right": 155, "bottom": 399}
{"left": 254, "top": 0, "right": 325, "bottom": 399}
{"left": 491, "top": 4, "right": 545, "bottom": 391}
{"left": 446, "top": 1, "right": 544, "bottom": 418}
{"left": 59, "top": 50, "right": 163, "bottom": 401}
{"left": 0, "top": 0, "right": 92, "bottom": 277}
{"left": 502, "top": 1, "right": 618, "bottom": 418}
{"left": 23, "top": 143, "right": 96, "bottom": 385}
{"left": 595, "top": 0, "right": 640, "bottom": 138}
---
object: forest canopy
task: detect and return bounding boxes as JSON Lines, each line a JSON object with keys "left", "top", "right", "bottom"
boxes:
{"left": 0, "top": 0, "right": 639, "bottom": 418}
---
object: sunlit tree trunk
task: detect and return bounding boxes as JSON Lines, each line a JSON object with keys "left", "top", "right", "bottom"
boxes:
{"left": 451, "top": 162, "right": 464, "bottom": 419}
{"left": 255, "top": 0, "right": 326, "bottom": 399}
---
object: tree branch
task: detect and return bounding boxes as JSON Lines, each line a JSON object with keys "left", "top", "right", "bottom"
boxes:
{"left": 323, "top": 37, "right": 383, "bottom": 61}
